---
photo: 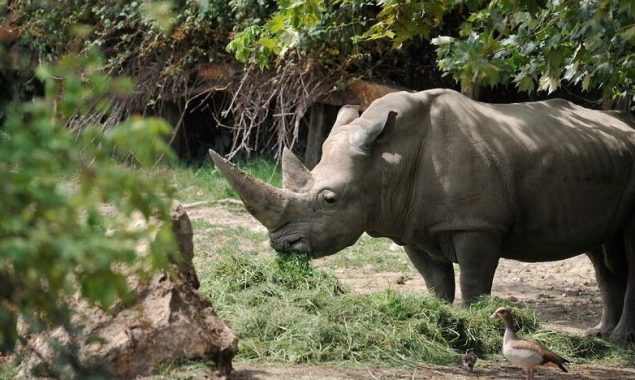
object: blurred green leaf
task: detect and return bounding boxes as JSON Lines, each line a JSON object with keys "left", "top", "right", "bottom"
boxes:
{"left": 141, "top": 0, "right": 176, "bottom": 31}
{"left": 0, "top": 48, "right": 176, "bottom": 362}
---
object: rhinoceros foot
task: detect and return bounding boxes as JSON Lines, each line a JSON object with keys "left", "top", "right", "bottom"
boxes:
{"left": 585, "top": 323, "right": 615, "bottom": 339}
{"left": 607, "top": 324, "right": 635, "bottom": 343}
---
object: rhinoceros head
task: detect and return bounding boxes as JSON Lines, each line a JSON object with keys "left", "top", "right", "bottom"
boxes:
{"left": 209, "top": 105, "right": 397, "bottom": 257}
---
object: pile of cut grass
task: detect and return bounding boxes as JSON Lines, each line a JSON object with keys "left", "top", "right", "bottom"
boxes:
{"left": 200, "top": 252, "right": 633, "bottom": 367}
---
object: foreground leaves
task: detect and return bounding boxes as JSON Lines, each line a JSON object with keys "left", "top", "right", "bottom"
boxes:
{"left": 0, "top": 49, "right": 176, "bottom": 353}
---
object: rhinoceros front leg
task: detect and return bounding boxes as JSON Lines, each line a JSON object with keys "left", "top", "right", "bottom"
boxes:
{"left": 404, "top": 245, "right": 455, "bottom": 303}
{"left": 586, "top": 246, "right": 627, "bottom": 338}
{"left": 449, "top": 231, "right": 501, "bottom": 306}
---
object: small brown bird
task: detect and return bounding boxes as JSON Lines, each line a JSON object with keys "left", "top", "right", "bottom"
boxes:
{"left": 462, "top": 351, "right": 478, "bottom": 372}
{"left": 491, "top": 307, "right": 569, "bottom": 380}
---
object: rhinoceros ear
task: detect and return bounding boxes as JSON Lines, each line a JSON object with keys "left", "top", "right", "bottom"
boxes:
{"left": 282, "top": 147, "right": 313, "bottom": 192}
{"left": 348, "top": 110, "right": 398, "bottom": 154}
{"left": 330, "top": 105, "right": 361, "bottom": 134}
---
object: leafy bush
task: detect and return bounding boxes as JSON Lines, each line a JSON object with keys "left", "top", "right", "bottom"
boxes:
{"left": 0, "top": 47, "right": 175, "bottom": 356}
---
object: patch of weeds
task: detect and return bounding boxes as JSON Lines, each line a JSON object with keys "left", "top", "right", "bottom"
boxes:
{"left": 193, "top": 223, "right": 267, "bottom": 257}
{"left": 0, "top": 362, "right": 18, "bottom": 380}
{"left": 138, "top": 158, "right": 280, "bottom": 204}
{"left": 191, "top": 221, "right": 269, "bottom": 282}
{"left": 322, "top": 235, "right": 411, "bottom": 272}
{"left": 190, "top": 219, "right": 216, "bottom": 230}
{"left": 274, "top": 252, "right": 321, "bottom": 289}
{"left": 148, "top": 165, "right": 232, "bottom": 203}
{"left": 239, "top": 158, "right": 282, "bottom": 188}
{"left": 528, "top": 330, "right": 633, "bottom": 364}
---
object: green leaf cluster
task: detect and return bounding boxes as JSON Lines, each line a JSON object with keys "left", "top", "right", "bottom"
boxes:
{"left": 227, "top": 0, "right": 327, "bottom": 67}
{"left": 227, "top": 0, "right": 376, "bottom": 68}
{"left": 434, "top": 0, "right": 634, "bottom": 98}
{"left": 229, "top": 0, "right": 634, "bottom": 100}
{"left": 0, "top": 48, "right": 176, "bottom": 353}
{"left": 359, "top": 0, "right": 466, "bottom": 48}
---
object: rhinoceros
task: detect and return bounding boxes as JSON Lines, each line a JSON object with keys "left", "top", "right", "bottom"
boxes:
{"left": 209, "top": 89, "right": 635, "bottom": 341}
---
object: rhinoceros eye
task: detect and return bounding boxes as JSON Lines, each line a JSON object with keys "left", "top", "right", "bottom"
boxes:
{"left": 320, "top": 190, "right": 337, "bottom": 205}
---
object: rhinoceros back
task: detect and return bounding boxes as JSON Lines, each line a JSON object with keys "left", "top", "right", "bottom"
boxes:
{"left": 368, "top": 90, "right": 635, "bottom": 261}
{"left": 453, "top": 94, "right": 635, "bottom": 260}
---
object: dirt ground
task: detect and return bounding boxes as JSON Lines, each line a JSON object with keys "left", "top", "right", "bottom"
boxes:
{"left": 333, "top": 246, "right": 602, "bottom": 336}
{"left": 188, "top": 206, "right": 635, "bottom": 379}
{"left": 160, "top": 361, "right": 635, "bottom": 380}
{"left": 226, "top": 362, "right": 635, "bottom": 380}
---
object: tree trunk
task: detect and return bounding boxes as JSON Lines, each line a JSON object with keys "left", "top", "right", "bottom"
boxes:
{"left": 171, "top": 204, "right": 199, "bottom": 289}
{"left": 304, "top": 103, "right": 328, "bottom": 169}
{"left": 461, "top": 81, "right": 481, "bottom": 100}
{"left": 0, "top": 279, "right": 17, "bottom": 353}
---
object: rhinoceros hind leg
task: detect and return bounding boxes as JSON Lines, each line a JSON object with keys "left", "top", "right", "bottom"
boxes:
{"left": 608, "top": 226, "right": 635, "bottom": 342}
{"left": 450, "top": 231, "right": 501, "bottom": 306}
{"left": 586, "top": 246, "right": 626, "bottom": 338}
{"left": 405, "top": 245, "right": 455, "bottom": 303}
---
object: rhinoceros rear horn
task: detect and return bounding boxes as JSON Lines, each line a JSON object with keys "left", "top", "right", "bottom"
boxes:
{"left": 282, "top": 147, "right": 313, "bottom": 191}
{"left": 208, "top": 149, "right": 289, "bottom": 230}
{"left": 349, "top": 110, "right": 398, "bottom": 153}
{"left": 331, "top": 105, "right": 361, "bottom": 133}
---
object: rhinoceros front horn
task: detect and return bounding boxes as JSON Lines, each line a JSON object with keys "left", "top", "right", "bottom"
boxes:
{"left": 208, "top": 149, "right": 289, "bottom": 230}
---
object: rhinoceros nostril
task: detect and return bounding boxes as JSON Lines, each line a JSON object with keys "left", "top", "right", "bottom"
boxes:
{"left": 284, "top": 236, "right": 303, "bottom": 251}
{"left": 270, "top": 234, "right": 310, "bottom": 253}
{"left": 290, "top": 238, "right": 310, "bottom": 253}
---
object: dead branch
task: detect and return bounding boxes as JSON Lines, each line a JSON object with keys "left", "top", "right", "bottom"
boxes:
{"left": 223, "top": 62, "right": 345, "bottom": 159}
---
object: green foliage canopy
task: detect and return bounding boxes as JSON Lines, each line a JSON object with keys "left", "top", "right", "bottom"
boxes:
{"left": 0, "top": 48, "right": 176, "bottom": 352}
{"left": 433, "top": 0, "right": 634, "bottom": 99}
{"left": 227, "top": 0, "right": 374, "bottom": 69}
{"left": 228, "top": 0, "right": 635, "bottom": 101}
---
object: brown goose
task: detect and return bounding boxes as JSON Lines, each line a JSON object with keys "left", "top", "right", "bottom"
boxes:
{"left": 491, "top": 307, "right": 569, "bottom": 380}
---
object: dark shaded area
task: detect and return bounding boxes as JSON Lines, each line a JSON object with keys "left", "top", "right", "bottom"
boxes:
{"left": 167, "top": 92, "right": 234, "bottom": 164}
{"left": 301, "top": 103, "right": 340, "bottom": 169}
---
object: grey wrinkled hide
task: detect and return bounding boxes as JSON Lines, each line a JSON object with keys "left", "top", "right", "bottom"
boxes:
{"left": 210, "top": 89, "right": 635, "bottom": 342}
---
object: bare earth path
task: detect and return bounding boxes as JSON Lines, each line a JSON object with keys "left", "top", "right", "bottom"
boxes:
{"left": 187, "top": 206, "right": 634, "bottom": 380}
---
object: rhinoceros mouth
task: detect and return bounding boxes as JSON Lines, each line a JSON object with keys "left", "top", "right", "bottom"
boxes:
{"left": 270, "top": 233, "right": 312, "bottom": 254}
